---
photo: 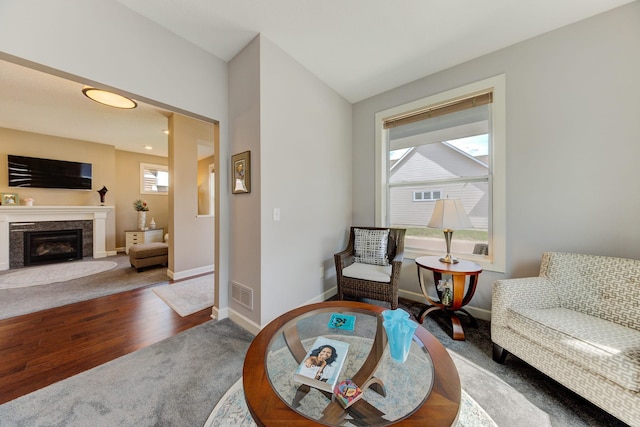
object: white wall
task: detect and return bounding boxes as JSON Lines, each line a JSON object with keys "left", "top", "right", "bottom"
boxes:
{"left": 259, "top": 37, "right": 352, "bottom": 325}
{"left": 228, "top": 36, "right": 263, "bottom": 326}
{"left": 228, "top": 35, "right": 352, "bottom": 328}
{"left": 353, "top": 2, "right": 640, "bottom": 312}
{"left": 169, "top": 114, "right": 215, "bottom": 279}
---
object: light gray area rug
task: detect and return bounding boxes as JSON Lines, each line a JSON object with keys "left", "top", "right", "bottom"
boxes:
{"left": 153, "top": 274, "right": 214, "bottom": 316}
{"left": 204, "top": 377, "right": 497, "bottom": 427}
{"left": 0, "top": 260, "right": 117, "bottom": 289}
{"left": 0, "top": 319, "right": 254, "bottom": 427}
{"left": 0, "top": 254, "right": 169, "bottom": 320}
{"left": 448, "top": 350, "right": 551, "bottom": 426}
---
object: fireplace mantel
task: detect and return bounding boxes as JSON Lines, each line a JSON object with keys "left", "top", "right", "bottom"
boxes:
{"left": 0, "top": 206, "right": 113, "bottom": 271}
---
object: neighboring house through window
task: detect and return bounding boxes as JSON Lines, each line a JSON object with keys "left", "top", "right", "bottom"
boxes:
{"left": 375, "top": 75, "right": 506, "bottom": 272}
{"left": 413, "top": 190, "right": 441, "bottom": 201}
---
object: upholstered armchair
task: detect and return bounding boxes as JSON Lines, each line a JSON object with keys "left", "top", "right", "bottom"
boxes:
{"left": 334, "top": 226, "right": 406, "bottom": 309}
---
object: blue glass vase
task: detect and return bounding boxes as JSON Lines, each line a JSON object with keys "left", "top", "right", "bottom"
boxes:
{"left": 382, "top": 308, "right": 418, "bottom": 363}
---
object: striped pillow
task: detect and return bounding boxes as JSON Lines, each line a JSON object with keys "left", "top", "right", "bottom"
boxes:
{"left": 354, "top": 228, "right": 390, "bottom": 266}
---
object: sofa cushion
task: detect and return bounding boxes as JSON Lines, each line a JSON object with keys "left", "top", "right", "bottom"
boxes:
{"left": 342, "top": 262, "right": 392, "bottom": 283}
{"left": 353, "top": 228, "right": 390, "bottom": 266}
{"left": 507, "top": 306, "right": 640, "bottom": 391}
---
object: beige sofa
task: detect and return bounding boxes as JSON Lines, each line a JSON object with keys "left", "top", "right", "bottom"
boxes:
{"left": 492, "top": 252, "right": 640, "bottom": 426}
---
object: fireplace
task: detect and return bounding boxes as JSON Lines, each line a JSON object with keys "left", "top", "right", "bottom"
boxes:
{"left": 24, "top": 229, "right": 83, "bottom": 266}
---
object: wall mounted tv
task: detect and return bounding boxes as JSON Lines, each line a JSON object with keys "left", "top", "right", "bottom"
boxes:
{"left": 8, "top": 155, "right": 92, "bottom": 190}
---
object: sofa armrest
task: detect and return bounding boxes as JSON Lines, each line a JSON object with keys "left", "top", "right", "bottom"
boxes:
{"left": 492, "top": 277, "right": 560, "bottom": 328}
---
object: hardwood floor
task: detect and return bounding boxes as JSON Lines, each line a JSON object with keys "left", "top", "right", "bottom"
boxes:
{"left": 0, "top": 283, "right": 212, "bottom": 405}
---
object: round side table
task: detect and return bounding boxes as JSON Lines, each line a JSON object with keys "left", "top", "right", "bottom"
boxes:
{"left": 415, "top": 256, "right": 482, "bottom": 341}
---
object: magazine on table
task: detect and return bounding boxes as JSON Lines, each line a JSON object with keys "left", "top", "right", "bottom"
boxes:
{"left": 293, "top": 336, "right": 349, "bottom": 393}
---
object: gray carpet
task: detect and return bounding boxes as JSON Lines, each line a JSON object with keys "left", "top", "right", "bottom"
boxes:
{"left": 0, "top": 254, "right": 168, "bottom": 320}
{"left": 0, "top": 319, "right": 254, "bottom": 427}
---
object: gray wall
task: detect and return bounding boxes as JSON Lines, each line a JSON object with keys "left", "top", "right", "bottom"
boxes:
{"left": 353, "top": 2, "right": 640, "bottom": 312}
{"left": 229, "top": 36, "right": 352, "bottom": 328}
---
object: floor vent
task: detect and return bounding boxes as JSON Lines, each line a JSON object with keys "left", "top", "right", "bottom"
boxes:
{"left": 231, "top": 281, "right": 253, "bottom": 310}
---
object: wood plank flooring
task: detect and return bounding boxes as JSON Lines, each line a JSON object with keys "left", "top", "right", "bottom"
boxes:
{"left": 0, "top": 283, "right": 212, "bottom": 405}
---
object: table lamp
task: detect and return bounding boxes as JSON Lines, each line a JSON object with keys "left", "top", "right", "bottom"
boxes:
{"left": 427, "top": 198, "right": 473, "bottom": 263}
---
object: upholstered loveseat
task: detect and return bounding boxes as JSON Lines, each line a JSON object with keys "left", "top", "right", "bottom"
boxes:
{"left": 492, "top": 252, "right": 640, "bottom": 426}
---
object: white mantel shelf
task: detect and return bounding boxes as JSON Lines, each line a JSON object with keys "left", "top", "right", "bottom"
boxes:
{"left": 0, "top": 206, "right": 114, "bottom": 271}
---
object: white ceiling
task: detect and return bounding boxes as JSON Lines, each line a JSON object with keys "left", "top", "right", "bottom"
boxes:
{"left": 0, "top": 0, "right": 633, "bottom": 157}
{"left": 115, "top": 0, "right": 634, "bottom": 103}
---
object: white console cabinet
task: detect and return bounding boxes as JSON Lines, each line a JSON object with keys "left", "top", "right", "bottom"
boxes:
{"left": 125, "top": 228, "right": 164, "bottom": 254}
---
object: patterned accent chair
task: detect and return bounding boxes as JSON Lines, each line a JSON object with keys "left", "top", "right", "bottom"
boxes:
{"left": 492, "top": 252, "right": 640, "bottom": 426}
{"left": 334, "top": 227, "right": 406, "bottom": 309}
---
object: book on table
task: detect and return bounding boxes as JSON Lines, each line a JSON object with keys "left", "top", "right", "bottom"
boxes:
{"left": 333, "top": 379, "right": 363, "bottom": 408}
{"left": 293, "top": 336, "right": 349, "bottom": 393}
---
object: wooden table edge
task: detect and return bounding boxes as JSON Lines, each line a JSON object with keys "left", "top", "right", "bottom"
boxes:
{"left": 243, "top": 301, "right": 461, "bottom": 426}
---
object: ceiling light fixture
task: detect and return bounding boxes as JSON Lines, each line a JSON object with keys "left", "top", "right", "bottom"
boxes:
{"left": 82, "top": 87, "right": 137, "bottom": 109}
{"left": 144, "top": 145, "right": 153, "bottom": 150}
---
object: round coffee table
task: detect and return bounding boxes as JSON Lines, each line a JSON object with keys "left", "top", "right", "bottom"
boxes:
{"left": 243, "top": 301, "right": 461, "bottom": 426}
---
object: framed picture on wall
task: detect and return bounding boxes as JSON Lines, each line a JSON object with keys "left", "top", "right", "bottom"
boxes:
{"left": 231, "top": 151, "right": 251, "bottom": 194}
{"left": 1, "top": 193, "right": 19, "bottom": 206}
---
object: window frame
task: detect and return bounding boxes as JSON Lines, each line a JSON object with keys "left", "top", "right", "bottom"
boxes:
{"left": 374, "top": 75, "right": 506, "bottom": 272}
{"left": 140, "top": 163, "right": 169, "bottom": 195}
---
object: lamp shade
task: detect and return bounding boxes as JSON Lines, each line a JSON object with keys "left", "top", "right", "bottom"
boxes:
{"left": 427, "top": 198, "right": 473, "bottom": 230}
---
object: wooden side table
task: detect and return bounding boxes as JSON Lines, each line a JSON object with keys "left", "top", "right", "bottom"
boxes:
{"left": 415, "top": 256, "right": 482, "bottom": 341}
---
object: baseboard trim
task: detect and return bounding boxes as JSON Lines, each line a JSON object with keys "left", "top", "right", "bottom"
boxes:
{"left": 167, "top": 264, "right": 214, "bottom": 281}
{"left": 227, "top": 287, "right": 492, "bottom": 335}
{"left": 229, "top": 309, "right": 262, "bottom": 335}
{"left": 211, "top": 306, "right": 229, "bottom": 321}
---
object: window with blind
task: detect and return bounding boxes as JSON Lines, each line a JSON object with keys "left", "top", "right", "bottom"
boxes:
{"left": 375, "top": 75, "right": 506, "bottom": 271}
{"left": 140, "top": 163, "right": 169, "bottom": 195}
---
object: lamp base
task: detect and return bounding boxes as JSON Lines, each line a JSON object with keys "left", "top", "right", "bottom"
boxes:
{"left": 439, "top": 229, "right": 459, "bottom": 263}
{"left": 439, "top": 254, "right": 459, "bottom": 264}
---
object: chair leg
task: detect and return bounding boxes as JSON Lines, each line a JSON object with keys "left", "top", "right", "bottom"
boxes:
{"left": 492, "top": 343, "right": 509, "bottom": 363}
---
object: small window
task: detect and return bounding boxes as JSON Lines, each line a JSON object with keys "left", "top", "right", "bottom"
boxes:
{"left": 413, "top": 191, "right": 441, "bottom": 202}
{"left": 140, "top": 163, "right": 169, "bottom": 195}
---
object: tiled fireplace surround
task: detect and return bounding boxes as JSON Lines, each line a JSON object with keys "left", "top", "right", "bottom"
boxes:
{"left": 0, "top": 206, "right": 112, "bottom": 271}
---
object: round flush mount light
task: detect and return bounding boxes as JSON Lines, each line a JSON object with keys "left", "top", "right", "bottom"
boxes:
{"left": 82, "top": 87, "right": 137, "bottom": 109}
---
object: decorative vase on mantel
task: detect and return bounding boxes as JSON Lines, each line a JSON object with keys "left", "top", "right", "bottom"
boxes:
{"left": 137, "top": 211, "right": 147, "bottom": 230}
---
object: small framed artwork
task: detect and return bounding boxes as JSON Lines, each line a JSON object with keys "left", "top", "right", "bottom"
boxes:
{"left": 1, "top": 193, "right": 19, "bottom": 206}
{"left": 231, "top": 151, "right": 251, "bottom": 194}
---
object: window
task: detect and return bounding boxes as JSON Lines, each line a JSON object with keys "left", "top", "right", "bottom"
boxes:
{"left": 375, "top": 75, "right": 505, "bottom": 272}
{"left": 140, "top": 163, "right": 169, "bottom": 195}
{"left": 413, "top": 190, "right": 441, "bottom": 202}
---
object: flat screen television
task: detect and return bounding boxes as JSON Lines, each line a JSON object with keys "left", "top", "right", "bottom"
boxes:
{"left": 8, "top": 155, "right": 92, "bottom": 190}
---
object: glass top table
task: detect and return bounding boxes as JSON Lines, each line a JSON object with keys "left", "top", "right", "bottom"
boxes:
{"left": 243, "top": 301, "right": 461, "bottom": 426}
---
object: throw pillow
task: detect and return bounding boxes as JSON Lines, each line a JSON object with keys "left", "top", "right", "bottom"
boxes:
{"left": 354, "top": 228, "right": 390, "bottom": 266}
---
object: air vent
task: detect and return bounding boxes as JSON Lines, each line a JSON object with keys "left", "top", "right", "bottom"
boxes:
{"left": 231, "top": 281, "right": 253, "bottom": 310}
